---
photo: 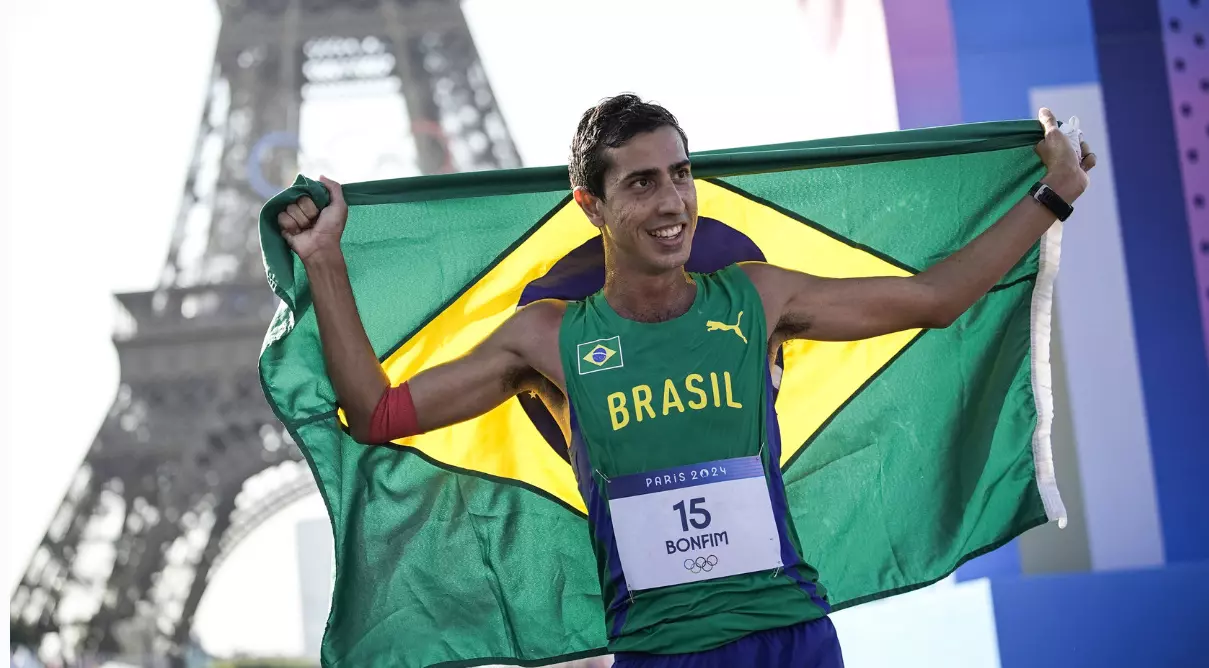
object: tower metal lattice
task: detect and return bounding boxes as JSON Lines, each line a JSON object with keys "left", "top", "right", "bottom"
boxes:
{"left": 10, "top": 1, "right": 519, "bottom": 665}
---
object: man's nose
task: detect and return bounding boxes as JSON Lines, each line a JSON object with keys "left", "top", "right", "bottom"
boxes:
{"left": 656, "top": 180, "right": 686, "bottom": 216}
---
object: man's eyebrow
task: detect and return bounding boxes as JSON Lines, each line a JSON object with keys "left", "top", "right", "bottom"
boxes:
{"left": 619, "top": 167, "right": 660, "bottom": 182}
{"left": 619, "top": 161, "right": 692, "bottom": 183}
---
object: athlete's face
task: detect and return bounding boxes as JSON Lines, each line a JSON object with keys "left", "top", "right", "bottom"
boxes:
{"left": 574, "top": 126, "right": 698, "bottom": 274}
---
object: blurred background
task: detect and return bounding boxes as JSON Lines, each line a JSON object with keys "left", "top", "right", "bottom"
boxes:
{"left": 3, "top": 0, "right": 1207, "bottom": 666}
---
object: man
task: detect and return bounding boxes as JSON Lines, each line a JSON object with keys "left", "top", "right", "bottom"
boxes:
{"left": 275, "top": 95, "right": 1095, "bottom": 667}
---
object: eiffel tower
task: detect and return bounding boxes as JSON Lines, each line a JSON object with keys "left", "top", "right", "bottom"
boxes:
{"left": 9, "top": 1, "right": 519, "bottom": 665}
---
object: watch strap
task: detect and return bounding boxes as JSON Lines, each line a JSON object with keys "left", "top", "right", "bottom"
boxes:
{"left": 1029, "top": 181, "right": 1074, "bottom": 222}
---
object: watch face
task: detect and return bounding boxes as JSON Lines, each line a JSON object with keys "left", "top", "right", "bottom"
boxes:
{"left": 1034, "top": 183, "right": 1072, "bottom": 221}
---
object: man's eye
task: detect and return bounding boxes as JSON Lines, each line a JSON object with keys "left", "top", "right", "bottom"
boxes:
{"left": 633, "top": 179, "right": 651, "bottom": 189}
{"left": 676, "top": 168, "right": 691, "bottom": 179}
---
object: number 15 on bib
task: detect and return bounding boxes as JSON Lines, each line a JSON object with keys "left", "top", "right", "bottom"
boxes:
{"left": 606, "top": 456, "right": 784, "bottom": 591}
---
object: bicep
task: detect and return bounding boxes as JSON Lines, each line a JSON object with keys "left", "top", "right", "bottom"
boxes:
{"left": 406, "top": 327, "right": 532, "bottom": 433}
{"left": 773, "top": 269, "right": 940, "bottom": 342}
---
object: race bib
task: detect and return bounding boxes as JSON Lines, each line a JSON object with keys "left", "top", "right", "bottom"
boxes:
{"left": 606, "top": 455, "right": 783, "bottom": 591}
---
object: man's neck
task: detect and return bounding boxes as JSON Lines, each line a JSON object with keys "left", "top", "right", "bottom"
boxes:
{"left": 602, "top": 262, "right": 696, "bottom": 323}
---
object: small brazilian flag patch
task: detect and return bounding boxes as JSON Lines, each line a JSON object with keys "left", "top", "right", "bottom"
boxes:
{"left": 577, "top": 336, "right": 623, "bottom": 375}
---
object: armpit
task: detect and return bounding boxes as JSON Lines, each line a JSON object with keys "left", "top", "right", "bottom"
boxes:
{"left": 774, "top": 313, "right": 812, "bottom": 341}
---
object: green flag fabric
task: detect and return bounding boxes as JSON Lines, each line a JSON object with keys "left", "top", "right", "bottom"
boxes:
{"left": 257, "top": 120, "right": 1066, "bottom": 667}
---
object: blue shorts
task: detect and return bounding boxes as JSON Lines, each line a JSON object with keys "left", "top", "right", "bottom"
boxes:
{"left": 611, "top": 616, "right": 844, "bottom": 668}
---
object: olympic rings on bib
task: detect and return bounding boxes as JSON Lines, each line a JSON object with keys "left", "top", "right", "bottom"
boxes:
{"left": 683, "top": 555, "right": 719, "bottom": 573}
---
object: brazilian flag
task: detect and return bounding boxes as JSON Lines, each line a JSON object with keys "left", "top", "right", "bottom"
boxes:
{"left": 258, "top": 121, "right": 1066, "bottom": 668}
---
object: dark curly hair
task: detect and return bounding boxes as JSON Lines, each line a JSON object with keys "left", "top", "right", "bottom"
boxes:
{"left": 569, "top": 94, "right": 689, "bottom": 199}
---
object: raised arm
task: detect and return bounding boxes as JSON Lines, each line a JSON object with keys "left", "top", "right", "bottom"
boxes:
{"left": 403, "top": 303, "right": 561, "bottom": 436}
{"left": 276, "top": 177, "right": 555, "bottom": 444}
{"left": 747, "top": 108, "right": 1097, "bottom": 343}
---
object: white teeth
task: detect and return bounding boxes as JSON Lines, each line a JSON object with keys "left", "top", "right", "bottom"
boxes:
{"left": 650, "top": 224, "right": 684, "bottom": 239}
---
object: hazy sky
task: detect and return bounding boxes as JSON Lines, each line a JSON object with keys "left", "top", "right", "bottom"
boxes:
{"left": 4, "top": 0, "right": 899, "bottom": 657}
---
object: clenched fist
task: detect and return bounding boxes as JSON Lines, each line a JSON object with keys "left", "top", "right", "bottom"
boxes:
{"left": 276, "top": 176, "right": 348, "bottom": 262}
{"left": 1035, "top": 107, "right": 1097, "bottom": 202}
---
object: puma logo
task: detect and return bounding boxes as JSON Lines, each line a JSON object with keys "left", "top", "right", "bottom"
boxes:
{"left": 706, "top": 311, "right": 747, "bottom": 344}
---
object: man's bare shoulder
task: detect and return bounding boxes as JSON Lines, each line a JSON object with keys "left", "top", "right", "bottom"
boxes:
{"left": 504, "top": 299, "right": 569, "bottom": 387}
{"left": 736, "top": 261, "right": 816, "bottom": 339}
{"left": 494, "top": 299, "right": 567, "bottom": 354}
{"left": 736, "top": 261, "right": 776, "bottom": 285}
{"left": 736, "top": 261, "right": 792, "bottom": 303}
{"left": 513, "top": 298, "right": 568, "bottom": 331}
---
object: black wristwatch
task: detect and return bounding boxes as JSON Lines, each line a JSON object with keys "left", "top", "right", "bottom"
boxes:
{"left": 1029, "top": 181, "right": 1074, "bottom": 221}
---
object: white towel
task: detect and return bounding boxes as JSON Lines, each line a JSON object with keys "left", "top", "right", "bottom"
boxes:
{"left": 1060, "top": 116, "right": 1084, "bottom": 164}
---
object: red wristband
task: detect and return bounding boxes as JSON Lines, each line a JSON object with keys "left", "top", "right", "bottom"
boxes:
{"left": 365, "top": 382, "right": 421, "bottom": 443}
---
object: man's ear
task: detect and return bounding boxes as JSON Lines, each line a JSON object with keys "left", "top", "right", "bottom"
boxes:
{"left": 573, "top": 186, "right": 606, "bottom": 230}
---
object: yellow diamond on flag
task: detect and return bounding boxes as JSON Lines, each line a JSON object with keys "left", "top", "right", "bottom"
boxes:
{"left": 365, "top": 180, "right": 918, "bottom": 514}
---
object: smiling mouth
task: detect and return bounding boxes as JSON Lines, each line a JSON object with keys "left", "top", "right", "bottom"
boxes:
{"left": 648, "top": 223, "right": 685, "bottom": 240}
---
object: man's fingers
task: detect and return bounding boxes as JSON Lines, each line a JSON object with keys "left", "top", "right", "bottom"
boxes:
{"left": 1038, "top": 107, "right": 1059, "bottom": 133}
{"left": 1081, "top": 151, "right": 1097, "bottom": 172}
{"left": 277, "top": 210, "right": 301, "bottom": 235}
{"left": 319, "top": 175, "right": 346, "bottom": 209}
{"left": 297, "top": 196, "right": 320, "bottom": 219}
{"left": 285, "top": 203, "right": 310, "bottom": 228}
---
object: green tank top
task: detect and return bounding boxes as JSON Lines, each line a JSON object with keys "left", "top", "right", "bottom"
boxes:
{"left": 559, "top": 264, "right": 830, "bottom": 655}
